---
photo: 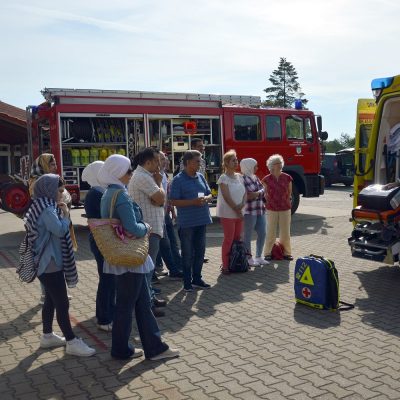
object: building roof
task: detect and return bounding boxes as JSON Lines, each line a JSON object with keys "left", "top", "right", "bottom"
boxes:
{"left": 0, "top": 101, "right": 26, "bottom": 126}
{"left": 0, "top": 101, "right": 27, "bottom": 145}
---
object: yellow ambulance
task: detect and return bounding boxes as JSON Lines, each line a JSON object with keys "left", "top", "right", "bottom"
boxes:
{"left": 353, "top": 76, "right": 400, "bottom": 205}
{"left": 353, "top": 98, "right": 376, "bottom": 207}
{"left": 349, "top": 76, "right": 400, "bottom": 264}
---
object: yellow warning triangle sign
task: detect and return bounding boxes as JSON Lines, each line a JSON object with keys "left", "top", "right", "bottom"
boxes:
{"left": 299, "top": 266, "right": 314, "bottom": 286}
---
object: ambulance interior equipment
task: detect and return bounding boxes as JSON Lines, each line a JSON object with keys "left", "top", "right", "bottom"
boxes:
{"left": 349, "top": 97, "right": 400, "bottom": 264}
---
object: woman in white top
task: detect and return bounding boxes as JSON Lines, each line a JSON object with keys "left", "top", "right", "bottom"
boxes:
{"left": 216, "top": 150, "right": 246, "bottom": 274}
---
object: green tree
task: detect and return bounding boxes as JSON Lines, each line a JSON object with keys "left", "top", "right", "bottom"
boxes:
{"left": 338, "top": 132, "right": 355, "bottom": 148}
{"left": 324, "top": 139, "right": 342, "bottom": 153}
{"left": 323, "top": 133, "right": 355, "bottom": 153}
{"left": 263, "top": 57, "right": 308, "bottom": 108}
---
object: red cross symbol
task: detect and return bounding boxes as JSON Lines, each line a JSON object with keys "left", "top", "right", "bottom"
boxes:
{"left": 302, "top": 287, "right": 312, "bottom": 299}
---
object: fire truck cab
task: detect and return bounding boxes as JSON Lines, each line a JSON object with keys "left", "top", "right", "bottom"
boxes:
{"left": 24, "top": 88, "right": 327, "bottom": 214}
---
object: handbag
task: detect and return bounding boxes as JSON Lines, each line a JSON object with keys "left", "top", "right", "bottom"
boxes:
{"left": 88, "top": 190, "right": 149, "bottom": 267}
{"left": 271, "top": 240, "right": 285, "bottom": 260}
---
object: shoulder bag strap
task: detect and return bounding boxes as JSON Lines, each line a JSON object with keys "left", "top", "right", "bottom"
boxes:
{"left": 309, "top": 254, "right": 355, "bottom": 311}
{"left": 109, "top": 189, "right": 123, "bottom": 219}
{"left": 338, "top": 301, "right": 355, "bottom": 311}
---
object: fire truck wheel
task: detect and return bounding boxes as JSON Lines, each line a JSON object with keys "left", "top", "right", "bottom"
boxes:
{"left": 291, "top": 184, "right": 300, "bottom": 215}
{"left": 1, "top": 183, "right": 31, "bottom": 216}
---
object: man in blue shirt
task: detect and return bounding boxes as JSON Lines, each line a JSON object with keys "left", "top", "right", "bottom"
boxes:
{"left": 170, "top": 150, "right": 213, "bottom": 292}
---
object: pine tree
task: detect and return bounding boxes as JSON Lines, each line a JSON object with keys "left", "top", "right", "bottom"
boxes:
{"left": 263, "top": 58, "right": 308, "bottom": 108}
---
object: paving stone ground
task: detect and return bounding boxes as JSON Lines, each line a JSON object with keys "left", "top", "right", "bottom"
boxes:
{"left": 1, "top": 187, "right": 400, "bottom": 399}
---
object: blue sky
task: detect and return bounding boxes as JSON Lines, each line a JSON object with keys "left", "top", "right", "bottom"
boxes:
{"left": 1, "top": 0, "right": 400, "bottom": 140}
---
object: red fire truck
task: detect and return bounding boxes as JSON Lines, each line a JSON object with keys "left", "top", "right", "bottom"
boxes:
{"left": 2, "top": 88, "right": 327, "bottom": 215}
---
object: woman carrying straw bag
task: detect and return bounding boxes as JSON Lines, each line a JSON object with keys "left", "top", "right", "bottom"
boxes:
{"left": 97, "top": 154, "right": 179, "bottom": 361}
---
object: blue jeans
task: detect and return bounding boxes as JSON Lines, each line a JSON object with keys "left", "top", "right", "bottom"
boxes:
{"left": 157, "top": 214, "right": 182, "bottom": 273}
{"left": 111, "top": 272, "right": 168, "bottom": 359}
{"left": 90, "top": 236, "right": 115, "bottom": 325}
{"left": 146, "top": 234, "right": 161, "bottom": 301}
{"left": 178, "top": 225, "right": 206, "bottom": 287}
{"left": 243, "top": 214, "right": 267, "bottom": 258}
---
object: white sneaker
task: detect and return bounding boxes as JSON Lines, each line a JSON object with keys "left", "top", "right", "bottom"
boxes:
{"left": 97, "top": 323, "right": 112, "bottom": 332}
{"left": 66, "top": 338, "right": 96, "bottom": 357}
{"left": 149, "top": 348, "right": 180, "bottom": 361}
{"left": 40, "top": 332, "right": 66, "bottom": 348}
{"left": 248, "top": 258, "right": 260, "bottom": 266}
{"left": 255, "top": 257, "right": 270, "bottom": 265}
{"left": 131, "top": 349, "right": 144, "bottom": 359}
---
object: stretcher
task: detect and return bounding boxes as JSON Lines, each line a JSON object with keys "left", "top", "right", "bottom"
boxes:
{"left": 348, "top": 206, "right": 400, "bottom": 264}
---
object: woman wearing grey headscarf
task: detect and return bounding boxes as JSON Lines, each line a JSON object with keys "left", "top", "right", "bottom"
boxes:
{"left": 25, "top": 174, "right": 95, "bottom": 357}
{"left": 82, "top": 161, "right": 115, "bottom": 332}
{"left": 29, "top": 153, "right": 74, "bottom": 305}
{"left": 98, "top": 154, "right": 179, "bottom": 361}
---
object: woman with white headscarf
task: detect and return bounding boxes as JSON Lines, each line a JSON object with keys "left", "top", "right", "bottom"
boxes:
{"left": 97, "top": 154, "right": 179, "bottom": 361}
{"left": 240, "top": 158, "right": 268, "bottom": 266}
{"left": 25, "top": 174, "right": 95, "bottom": 357}
{"left": 82, "top": 161, "right": 115, "bottom": 333}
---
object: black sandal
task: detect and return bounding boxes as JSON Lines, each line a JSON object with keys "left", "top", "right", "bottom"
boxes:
{"left": 284, "top": 255, "right": 293, "bottom": 261}
{"left": 264, "top": 255, "right": 272, "bottom": 261}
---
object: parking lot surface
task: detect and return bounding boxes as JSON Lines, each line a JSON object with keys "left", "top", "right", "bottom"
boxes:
{"left": 1, "top": 186, "right": 400, "bottom": 399}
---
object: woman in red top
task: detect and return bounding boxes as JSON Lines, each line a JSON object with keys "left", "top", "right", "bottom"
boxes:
{"left": 262, "top": 154, "right": 293, "bottom": 261}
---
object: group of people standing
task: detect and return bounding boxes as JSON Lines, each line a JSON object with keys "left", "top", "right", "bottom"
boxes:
{"left": 24, "top": 143, "right": 293, "bottom": 361}
{"left": 26, "top": 152, "right": 181, "bottom": 360}
{"left": 216, "top": 150, "right": 293, "bottom": 274}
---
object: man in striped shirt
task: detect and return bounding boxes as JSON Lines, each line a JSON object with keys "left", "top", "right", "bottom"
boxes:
{"left": 128, "top": 148, "right": 167, "bottom": 315}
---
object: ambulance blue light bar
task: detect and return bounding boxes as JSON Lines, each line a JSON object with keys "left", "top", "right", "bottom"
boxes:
{"left": 371, "top": 77, "right": 394, "bottom": 100}
{"left": 371, "top": 77, "right": 393, "bottom": 90}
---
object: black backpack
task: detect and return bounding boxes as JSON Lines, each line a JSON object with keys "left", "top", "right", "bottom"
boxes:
{"left": 228, "top": 241, "right": 249, "bottom": 273}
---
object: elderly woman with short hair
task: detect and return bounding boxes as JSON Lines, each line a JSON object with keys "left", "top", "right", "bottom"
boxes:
{"left": 262, "top": 154, "right": 293, "bottom": 261}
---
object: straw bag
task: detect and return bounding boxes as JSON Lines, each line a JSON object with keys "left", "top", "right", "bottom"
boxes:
{"left": 88, "top": 190, "right": 149, "bottom": 267}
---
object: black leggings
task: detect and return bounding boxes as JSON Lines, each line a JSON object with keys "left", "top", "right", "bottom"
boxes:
{"left": 38, "top": 271, "right": 75, "bottom": 341}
